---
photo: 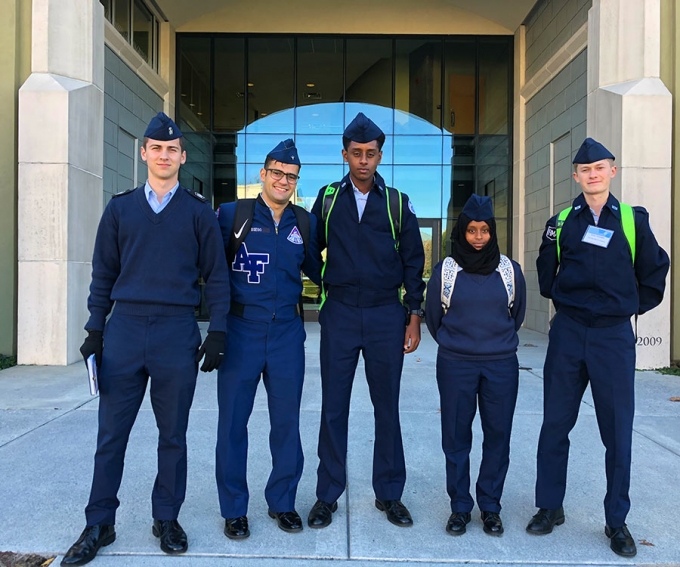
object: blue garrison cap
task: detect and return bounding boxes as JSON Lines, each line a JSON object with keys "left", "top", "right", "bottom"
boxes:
{"left": 144, "top": 112, "right": 182, "bottom": 141}
{"left": 462, "top": 194, "right": 494, "bottom": 221}
{"left": 267, "top": 139, "right": 300, "bottom": 166}
{"left": 573, "top": 137, "right": 615, "bottom": 164}
{"left": 344, "top": 112, "right": 384, "bottom": 143}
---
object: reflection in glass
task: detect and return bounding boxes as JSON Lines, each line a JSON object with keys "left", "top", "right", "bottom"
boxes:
{"left": 393, "top": 136, "right": 443, "bottom": 165}
{"left": 395, "top": 40, "right": 442, "bottom": 134}
{"left": 247, "top": 38, "right": 294, "bottom": 132}
{"left": 177, "top": 37, "right": 211, "bottom": 131}
{"left": 444, "top": 40, "right": 476, "bottom": 135}
{"left": 393, "top": 166, "right": 442, "bottom": 219}
{"left": 479, "top": 40, "right": 510, "bottom": 135}
{"left": 132, "top": 0, "right": 153, "bottom": 65}
{"left": 346, "top": 39, "right": 393, "bottom": 130}
{"left": 214, "top": 39, "right": 245, "bottom": 132}
{"left": 295, "top": 134, "right": 344, "bottom": 165}
{"left": 179, "top": 131, "right": 213, "bottom": 200}
{"left": 297, "top": 38, "right": 344, "bottom": 134}
{"left": 113, "top": 0, "right": 130, "bottom": 41}
{"left": 445, "top": 165, "right": 474, "bottom": 219}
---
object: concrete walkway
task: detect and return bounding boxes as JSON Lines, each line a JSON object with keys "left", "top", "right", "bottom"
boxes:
{"left": 1, "top": 324, "right": 679, "bottom": 566}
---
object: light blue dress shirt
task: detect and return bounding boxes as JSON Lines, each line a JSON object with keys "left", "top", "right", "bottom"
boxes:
{"left": 145, "top": 180, "right": 179, "bottom": 214}
{"left": 351, "top": 176, "right": 377, "bottom": 221}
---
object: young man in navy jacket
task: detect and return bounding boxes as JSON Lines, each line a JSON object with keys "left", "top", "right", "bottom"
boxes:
{"left": 62, "top": 113, "right": 230, "bottom": 566}
{"left": 528, "top": 138, "right": 669, "bottom": 557}
{"left": 215, "top": 140, "right": 322, "bottom": 540}
{"left": 307, "top": 113, "right": 425, "bottom": 529}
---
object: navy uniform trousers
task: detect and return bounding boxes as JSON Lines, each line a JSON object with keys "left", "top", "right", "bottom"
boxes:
{"left": 85, "top": 308, "right": 202, "bottom": 526}
{"left": 215, "top": 312, "right": 305, "bottom": 518}
{"left": 316, "top": 298, "right": 407, "bottom": 504}
{"left": 536, "top": 311, "right": 636, "bottom": 528}
{"left": 436, "top": 355, "right": 519, "bottom": 514}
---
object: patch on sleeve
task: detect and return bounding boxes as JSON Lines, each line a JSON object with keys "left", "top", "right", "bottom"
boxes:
{"left": 408, "top": 199, "right": 416, "bottom": 215}
{"left": 545, "top": 226, "right": 557, "bottom": 241}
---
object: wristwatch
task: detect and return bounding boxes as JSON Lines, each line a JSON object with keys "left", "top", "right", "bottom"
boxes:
{"left": 410, "top": 308, "right": 425, "bottom": 318}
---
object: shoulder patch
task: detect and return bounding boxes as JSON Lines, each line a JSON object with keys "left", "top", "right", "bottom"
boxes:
{"left": 112, "top": 188, "right": 135, "bottom": 199}
{"left": 407, "top": 199, "right": 416, "bottom": 215}
{"left": 184, "top": 188, "right": 208, "bottom": 203}
{"left": 545, "top": 226, "right": 557, "bottom": 241}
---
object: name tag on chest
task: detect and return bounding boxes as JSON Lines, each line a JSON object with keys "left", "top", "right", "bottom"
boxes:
{"left": 581, "top": 225, "right": 614, "bottom": 248}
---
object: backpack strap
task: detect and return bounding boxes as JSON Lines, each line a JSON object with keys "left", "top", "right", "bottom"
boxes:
{"left": 620, "top": 203, "right": 636, "bottom": 264}
{"left": 227, "top": 198, "right": 257, "bottom": 264}
{"left": 440, "top": 257, "right": 461, "bottom": 314}
{"left": 497, "top": 254, "right": 515, "bottom": 313}
{"left": 290, "top": 204, "right": 310, "bottom": 258}
{"left": 385, "top": 186, "right": 403, "bottom": 250}
{"left": 555, "top": 206, "right": 572, "bottom": 263}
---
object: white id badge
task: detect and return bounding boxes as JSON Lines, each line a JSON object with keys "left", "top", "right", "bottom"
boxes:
{"left": 581, "top": 225, "right": 614, "bottom": 248}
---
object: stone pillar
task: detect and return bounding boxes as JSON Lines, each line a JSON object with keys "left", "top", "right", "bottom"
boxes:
{"left": 587, "top": 0, "right": 672, "bottom": 369}
{"left": 17, "top": 0, "right": 104, "bottom": 365}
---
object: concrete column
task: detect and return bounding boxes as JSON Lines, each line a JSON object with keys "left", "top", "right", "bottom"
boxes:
{"left": 587, "top": 0, "right": 672, "bottom": 369}
{"left": 17, "top": 0, "right": 104, "bottom": 365}
{"left": 512, "top": 25, "right": 526, "bottom": 267}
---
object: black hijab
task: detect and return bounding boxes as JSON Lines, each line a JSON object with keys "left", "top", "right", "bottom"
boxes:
{"left": 450, "top": 195, "right": 501, "bottom": 275}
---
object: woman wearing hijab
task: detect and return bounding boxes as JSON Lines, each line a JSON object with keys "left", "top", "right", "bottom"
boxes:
{"left": 425, "top": 194, "right": 526, "bottom": 537}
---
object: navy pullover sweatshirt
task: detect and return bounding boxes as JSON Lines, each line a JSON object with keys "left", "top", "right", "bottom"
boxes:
{"left": 425, "top": 259, "right": 526, "bottom": 361}
{"left": 216, "top": 197, "right": 323, "bottom": 322}
{"left": 311, "top": 172, "right": 425, "bottom": 310}
{"left": 537, "top": 193, "right": 669, "bottom": 321}
{"left": 86, "top": 186, "right": 230, "bottom": 333}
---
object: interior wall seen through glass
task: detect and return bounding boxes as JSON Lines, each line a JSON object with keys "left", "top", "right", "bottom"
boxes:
{"left": 175, "top": 35, "right": 513, "bottom": 259}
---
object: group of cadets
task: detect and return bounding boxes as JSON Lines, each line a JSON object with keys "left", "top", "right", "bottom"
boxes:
{"left": 61, "top": 111, "right": 669, "bottom": 566}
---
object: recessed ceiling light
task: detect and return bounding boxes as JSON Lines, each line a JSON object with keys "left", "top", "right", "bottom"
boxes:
{"left": 248, "top": 82, "right": 254, "bottom": 87}
{"left": 180, "top": 93, "right": 187, "bottom": 97}
{"left": 306, "top": 83, "right": 315, "bottom": 87}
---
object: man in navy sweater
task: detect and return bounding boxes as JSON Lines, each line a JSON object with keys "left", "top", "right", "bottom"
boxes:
{"left": 214, "top": 139, "right": 322, "bottom": 540}
{"left": 528, "top": 138, "right": 669, "bottom": 557}
{"left": 62, "top": 112, "right": 230, "bottom": 566}
{"left": 307, "top": 113, "right": 425, "bottom": 529}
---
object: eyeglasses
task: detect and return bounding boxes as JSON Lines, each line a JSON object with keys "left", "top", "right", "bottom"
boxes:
{"left": 266, "top": 168, "right": 300, "bottom": 184}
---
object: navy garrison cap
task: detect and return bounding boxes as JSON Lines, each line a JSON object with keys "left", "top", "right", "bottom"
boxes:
{"left": 144, "top": 112, "right": 182, "bottom": 141}
{"left": 573, "top": 137, "right": 615, "bottom": 164}
{"left": 462, "top": 194, "right": 494, "bottom": 221}
{"left": 267, "top": 138, "right": 300, "bottom": 166}
{"left": 344, "top": 112, "right": 384, "bottom": 143}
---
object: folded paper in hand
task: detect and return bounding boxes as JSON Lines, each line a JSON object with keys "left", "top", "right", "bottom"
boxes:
{"left": 87, "top": 354, "right": 99, "bottom": 396}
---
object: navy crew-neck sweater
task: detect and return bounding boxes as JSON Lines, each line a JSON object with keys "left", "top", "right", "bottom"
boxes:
{"left": 85, "top": 186, "right": 230, "bottom": 333}
{"left": 425, "top": 259, "right": 526, "bottom": 361}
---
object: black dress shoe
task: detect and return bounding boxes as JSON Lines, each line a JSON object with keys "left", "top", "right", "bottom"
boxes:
{"left": 481, "top": 511, "right": 504, "bottom": 536}
{"left": 526, "top": 507, "right": 565, "bottom": 535}
{"left": 308, "top": 500, "right": 338, "bottom": 529}
{"left": 445, "top": 512, "right": 471, "bottom": 536}
{"left": 152, "top": 519, "right": 188, "bottom": 554}
{"left": 375, "top": 499, "right": 413, "bottom": 527}
{"left": 224, "top": 516, "right": 250, "bottom": 540}
{"left": 605, "top": 524, "right": 637, "bottom": 557}
{"left": 61, "top": 524, "right": 115, "bottom": 566}
{"left": 268, "top": 510, "right": 303, "bottom": 533}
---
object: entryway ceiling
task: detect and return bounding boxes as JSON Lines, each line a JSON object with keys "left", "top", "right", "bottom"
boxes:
{"left": 155, "top": 0, "right": 538, "bottom": 34}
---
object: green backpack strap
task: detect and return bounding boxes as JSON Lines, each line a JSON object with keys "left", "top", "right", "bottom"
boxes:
{"left": 555, "top": 207, "right": 572, "bottom": 263}
{"left": 320, "top": 183, "right": 340, "bottom": 309}
{"left": 385, "top": 186, "right": 403, "bottom": 250}
{"left": 620, "top": 203, "right": 636, "bottom": 264}
{"left": 556, "top": 204, "right": 636, "bottom": 264}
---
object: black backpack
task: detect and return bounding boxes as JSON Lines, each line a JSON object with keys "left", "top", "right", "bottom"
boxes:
{"left": 227, "top": 196, "right": 311, "bottom": 320}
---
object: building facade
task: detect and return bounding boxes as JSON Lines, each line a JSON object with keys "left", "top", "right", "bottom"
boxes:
{"left": 0, "top": 0, "right": 676, "bottom": 368}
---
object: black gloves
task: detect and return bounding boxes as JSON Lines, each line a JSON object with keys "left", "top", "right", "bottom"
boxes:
{"left": 196, "top": 331, "right": 226, "bottom": 372}
{"left": 80, "top": 330, "right": 103, "bottom": 368}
